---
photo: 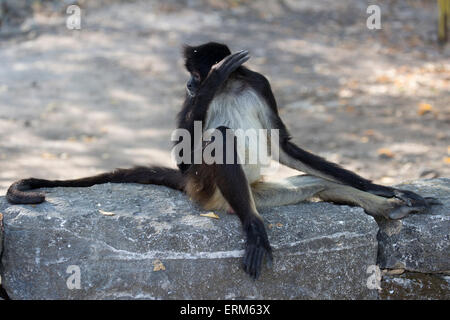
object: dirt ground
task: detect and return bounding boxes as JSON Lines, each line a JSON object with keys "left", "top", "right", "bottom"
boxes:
{"left": 0, "top": 0, "right": 449, "bottom": 195}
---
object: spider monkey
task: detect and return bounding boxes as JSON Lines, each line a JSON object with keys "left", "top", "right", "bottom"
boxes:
{"left": 7, "top": 42, "right": 440, "bottom": 279}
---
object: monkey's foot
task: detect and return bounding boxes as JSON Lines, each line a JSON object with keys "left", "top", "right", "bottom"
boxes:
{"left": 226, "top": 208, "right": 235, "bottom": 215}
{"left": 388, "top": 191, "right": 442, "bottom": 220}
{"left": 367, "top": 184, "right": 442, "bottom": 219}
{"left": 242, "top": 218, "right": 273, "bottom": 280}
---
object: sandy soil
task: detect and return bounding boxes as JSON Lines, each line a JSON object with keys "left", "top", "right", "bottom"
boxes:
{"left": 0, "top": 0, "right": 449, "bottom": 195}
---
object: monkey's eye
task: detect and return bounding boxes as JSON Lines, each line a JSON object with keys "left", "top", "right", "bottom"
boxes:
{"left": 192, "top": 72, "right": 201, "bottom": 82}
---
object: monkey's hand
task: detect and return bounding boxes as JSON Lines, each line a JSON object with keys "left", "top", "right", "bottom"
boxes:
{"left": 206, "top": 50, "right": 250, "bottom": 87}
{"left": 187, "top": 50, "right": 250, "bottom": 121}
{"left": 242, "top": 218, "right": 273, "bottom": 280}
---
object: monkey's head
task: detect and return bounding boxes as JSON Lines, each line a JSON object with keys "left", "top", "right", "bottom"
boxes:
{"left": 183, "top": 42, "right": 231, "bottom": 96}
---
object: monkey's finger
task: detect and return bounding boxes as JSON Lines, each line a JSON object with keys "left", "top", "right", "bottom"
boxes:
{"left": 222, "top": 50, "right": 250, "bottom": 73}
{"left": 250, "top": 246, "right": 262, "bottom": 279}
{"left": 242, "top": 245, "right": 256, "bottom": 274}
{"left": 253, "top": 247, "right": 265, "bottom": 279}
{"left": 234, "top": 54, "right": 250, "bottom": 66}
{"left": 393, "top": 189, "right": 429, "bottom": 208}
{"left": 216, "top": 50, "right": 247, "bottom": 68}
{"left": 223, "top": 56, "right": 250, "bottom": 77}
{"left": 266, "top": 254, "right": 274, "bottom": 269}
{"left": 425, "top": 197, "right": 442, "bottom": 206}
{"left": 266, "top": 247, "right": 273, "bottom": 264}
{"left": 228, "top": 50, "right": 250, "bottom": 65}
{"left": 228, "top": 50, "right": 248, "bottom": 60}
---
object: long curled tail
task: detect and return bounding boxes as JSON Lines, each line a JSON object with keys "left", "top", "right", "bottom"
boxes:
{"left": 6, "top": 166, "right": 186, "bottom": 204}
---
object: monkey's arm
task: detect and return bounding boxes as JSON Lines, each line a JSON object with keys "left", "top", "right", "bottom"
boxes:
{"left": 176, "top": 50, "right": 250, "bottom": 172}
{"left": 179, "top": 50, "right": 250, "bottom": 126}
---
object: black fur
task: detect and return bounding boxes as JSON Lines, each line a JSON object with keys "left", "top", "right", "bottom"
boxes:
{"left": 186, "top": 126, "right": 272, "bottom": 279}
{"left": 7, "top": 167, "right": 184, "bottom": 204}
{"left": 176, "top": 43, "right": 248, "bottom": 173}
{"left": 183, "top": 42, "right": 231, "bottom": 80}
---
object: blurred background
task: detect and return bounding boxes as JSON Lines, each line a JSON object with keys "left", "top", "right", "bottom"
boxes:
{"left": 0, "top": 0, "right": 449, "bottom": 194}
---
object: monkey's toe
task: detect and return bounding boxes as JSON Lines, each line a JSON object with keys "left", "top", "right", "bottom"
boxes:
{"left": 388, "top": 190, "right": 442, "bottom": 219}
{"left": 424, "top": 197, "right": 442, "bottom": 206}
{"left": 388, "top": 205, "right": 418, "bottom": 220}
{"left": 388, "top": 201, "right": 435, "bottom": 220}
{"left": 242, "top": 243, "right": 272, "bottom": 280}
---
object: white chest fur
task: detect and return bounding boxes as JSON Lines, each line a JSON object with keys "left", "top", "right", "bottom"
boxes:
{"left": 204, "top": 82, "right": 272, "bottom": 183}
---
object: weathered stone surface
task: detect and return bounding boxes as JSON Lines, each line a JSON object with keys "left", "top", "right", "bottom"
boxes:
{"left": 0, "top": 0, "right": 32, "bottom": 23}
{"left": 380, "top": 272, "right": 450, "bottom": 300}
{"left": 0, "top": 183, "right": 379, "bottom": 300}
{"left": 375, "top": 178, "right": 450, "bottom": 300}
{"left": 377, "top": 178, "right": 450, "bottom": 273}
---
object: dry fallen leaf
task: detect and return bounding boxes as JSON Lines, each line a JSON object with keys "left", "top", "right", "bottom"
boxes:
{"left": 360, "top": 136, "right": 369, "bottom": 143}
{"left": 377, "top": 148, "right": 395, "bottom": 158}
{"left": 200, "top": 212, "right": 219, "bottom": 219}
{"left": 345, "top": 106, "right": 355, "bottom": 113}
{"left": 375, "top": 75, "right": 391, "bottom": 83}
{"left": 153, "top": 259, "right": 166, "bottom": 271}
{"left": 383, "top": 268, "right": 405, "bottom": 276}
{"left": 276, "top": 223, "right": 283, "bottom": 227}
{"left": 82, "top": 135, "right": 96, "bottom": 143}
{"left": 41, "top": 152, "right": 57, "bottom": 159}
{"left": 99, "top": 209, "right": 115, "bottom": 216}
{"left": 418, "top": 103, "right": 434, "bottom": 116}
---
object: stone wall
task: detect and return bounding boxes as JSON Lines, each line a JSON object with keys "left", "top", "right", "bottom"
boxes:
{"left": 0, "top": 179, "right": 448, "bottom": 299}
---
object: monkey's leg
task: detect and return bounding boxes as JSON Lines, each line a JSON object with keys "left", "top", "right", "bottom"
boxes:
{"left": 253, "top": 175, "right": 420, "bottom": 219}
{"left": 314, "top": 179, "right": 412, "bottom": 219}
{"left": 186, "top": 126, "right": 272, "bottom": 279}
{"left": 7, "top": 166, "right": 185, "bottom": 204}
{"left": 277, "top": 140, "right": 439, "bottom": 209}
{"left": 251, "top": 175, "right": 327, "bottom": 208}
